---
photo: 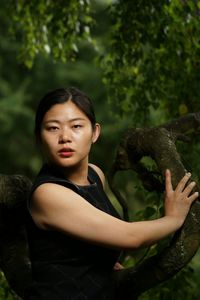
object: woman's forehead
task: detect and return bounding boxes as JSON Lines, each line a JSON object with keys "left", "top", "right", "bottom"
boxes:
{"left": 43, "top": 101, "right": 90, "bottom": 123}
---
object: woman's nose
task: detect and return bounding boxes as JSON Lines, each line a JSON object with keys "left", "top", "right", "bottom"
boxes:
{"left": 59, "top": 129, "right": 72, "bottom": 143}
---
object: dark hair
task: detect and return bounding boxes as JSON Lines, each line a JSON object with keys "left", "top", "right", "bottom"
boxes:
{"left": 35, "top": 87, "right": 96, "bottom": 142}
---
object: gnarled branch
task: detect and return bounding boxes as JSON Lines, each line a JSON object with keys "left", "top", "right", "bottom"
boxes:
{"left": 111, "top": 113, "right": 200, "bottom": 298}
{"left": 0, "top": 175, "right": 32, "bottom": 299}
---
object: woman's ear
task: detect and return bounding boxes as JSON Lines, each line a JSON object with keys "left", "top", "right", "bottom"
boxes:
{"left": 92, "top": 123, "right": 101, "bottom": 144}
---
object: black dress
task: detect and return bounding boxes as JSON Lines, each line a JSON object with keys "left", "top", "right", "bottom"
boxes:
{"left": 26, "top": 164, "right": 122, "bottom": 300}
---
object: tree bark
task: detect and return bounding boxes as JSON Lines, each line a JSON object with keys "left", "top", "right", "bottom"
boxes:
{"left": 0, "top": 174, "right": 32, "bottom": 299}
{"left": 111, "top": 113, "right": 200, "bottom": 298}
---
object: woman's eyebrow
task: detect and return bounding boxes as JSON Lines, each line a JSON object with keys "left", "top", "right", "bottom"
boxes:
{"left": 44, "top": 117, "right": 86, "bottom": 124}
{"left": 43, "top": 119, "right": 60, "bottom": 124}
{"left": 69, "top": 117, "right": 86, "bottom": 122}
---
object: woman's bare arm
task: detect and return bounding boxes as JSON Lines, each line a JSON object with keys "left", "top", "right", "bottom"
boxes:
{"left": 30, "top": 170, "right": 198, "bottom": 250}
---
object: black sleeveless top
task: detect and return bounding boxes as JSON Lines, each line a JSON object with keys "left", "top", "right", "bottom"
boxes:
{"left": 26, "top": 164, "right": 121, "bottom": 300}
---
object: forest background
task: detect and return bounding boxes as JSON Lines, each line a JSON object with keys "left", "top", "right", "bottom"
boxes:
{"left": 1, "top": 0, "right": 200, "bottom": 299}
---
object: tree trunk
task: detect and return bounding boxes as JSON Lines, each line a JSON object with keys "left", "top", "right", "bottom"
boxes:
{"left": 110, "top": 113, "right": 200, "bottom": 298}
{"left": 0, "top": 174, "right": 32, "bottom": 299}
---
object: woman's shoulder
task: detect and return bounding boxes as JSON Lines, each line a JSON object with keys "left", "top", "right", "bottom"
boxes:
{"left": 88, "top": 163, "right": 106, "bottom": 188}
{"left": 30, "top": 164, "right": 79, "bottom": 198}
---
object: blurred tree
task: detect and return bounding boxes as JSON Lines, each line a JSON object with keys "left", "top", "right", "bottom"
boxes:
{"left": 101, "top": 0, "right": 200, "bottom": 125}
{"left": 0, "top": 0, "right": 119, "bottom": 177}
{"left": 9, "top": 0, "right": 93, "bottom": 68}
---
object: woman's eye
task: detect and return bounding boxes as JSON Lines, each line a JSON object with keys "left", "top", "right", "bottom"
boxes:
{"left": 48, "top": 126, "right": 59, "bottom": 131}
{"left": 73, "top": 124, "right": 82, "bottom": 129}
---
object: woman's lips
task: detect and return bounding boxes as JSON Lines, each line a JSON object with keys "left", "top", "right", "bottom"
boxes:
{"left": 58, "top": 148, "right": 74, "bottom": 157}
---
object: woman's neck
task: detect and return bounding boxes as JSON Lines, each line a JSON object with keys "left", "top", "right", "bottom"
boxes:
{"left": 61, "top": 162, "right": 90, "bottom": 186}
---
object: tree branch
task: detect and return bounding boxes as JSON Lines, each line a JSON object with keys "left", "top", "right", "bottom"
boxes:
{"left": 0, "top": 175, "right": 32, "bottom": 299}
{"left": 110, "top": 112, "right": 200, "bottom": 297}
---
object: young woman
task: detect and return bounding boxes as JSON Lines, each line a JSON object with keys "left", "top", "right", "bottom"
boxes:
{"left": 26, "top": 87, "right": 198, "bottom": 300}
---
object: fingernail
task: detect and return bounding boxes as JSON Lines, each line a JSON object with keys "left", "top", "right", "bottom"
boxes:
{"left": 186, "top": 172, "right": 191, "bottom": 177}
{"left": 195, "top": 192, "right": 199, "bottom": 196}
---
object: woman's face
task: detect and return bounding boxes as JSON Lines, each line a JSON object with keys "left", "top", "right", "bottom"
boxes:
{"left": 40, "top": 100, "right": 100, "bottom": 169}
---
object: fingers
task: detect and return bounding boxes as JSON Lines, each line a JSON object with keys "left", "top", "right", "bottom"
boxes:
{"left": 188, "top": 191, "right": 199, "bottom": 203}
{"left": 113, "top": 262, "right": 124, "bottom": 271}
{"left": 182, "top": 181, "right": 196, "bottom": 197}
{"left": 175, "top": 172, "right": 191, "bottom": 193}
{"left": 165, "top": 169, "right": 173, "bottom": 193}
{"left": 173, "top": 171, "right": 199, "bottom": 201}
{"left": 165, "top": 169, "right": 199, "bottom": 202}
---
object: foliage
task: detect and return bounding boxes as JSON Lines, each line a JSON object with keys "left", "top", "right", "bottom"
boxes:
{"left": 140, "top": 262, "right": 200, "bottom": 300}
{"left": 10, "top": 0, "right": 93, "bottom": 68}
{"left": 7, "top": 0, "right": 200, "bottom": 127}
{"left": 101, "top": 0, "right": 200, "bottom": 124}
{"left": 0, "top": 272, "right": 19, "bottom": 300}
{"left": 0, "top": 0, "right": 117, "bottom": 177}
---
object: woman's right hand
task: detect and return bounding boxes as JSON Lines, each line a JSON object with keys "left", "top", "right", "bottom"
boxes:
{"left": 164, "top": 169, "right": 199, "bottom": 226}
